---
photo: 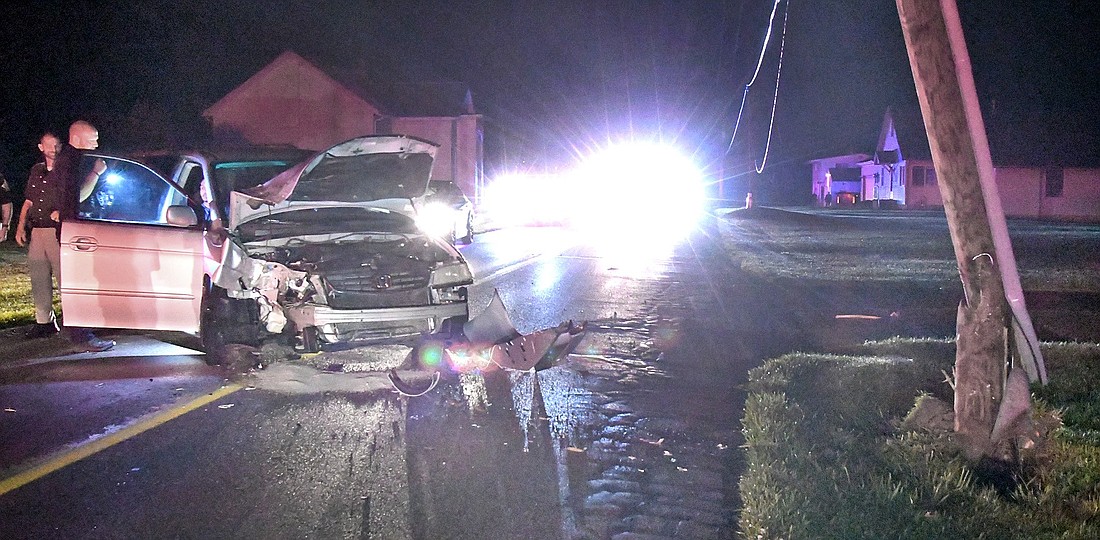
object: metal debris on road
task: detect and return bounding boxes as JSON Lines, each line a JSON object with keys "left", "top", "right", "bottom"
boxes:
{"left": 388, "top": 370, "right": 440, "bottom": 397}
{"left": 388, "top": 289, "right": 587, "bottom": 396}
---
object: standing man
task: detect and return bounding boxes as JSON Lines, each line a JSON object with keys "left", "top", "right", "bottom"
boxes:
{"left": 40, "top": 121, "right": 114, "bottom": 352}
{"left": 15, "top": 132, "right": 63, "bottom": 338}
{"left": 0, "top": 172, "right": 12, "bottom": 242}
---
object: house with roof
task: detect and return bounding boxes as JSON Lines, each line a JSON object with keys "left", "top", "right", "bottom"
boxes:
{"left": 809, "top": 108, "right": 909, "bottom": 208}
{"left": 809, "top": 109, "right": 1100, "bottom": 221}
{"left": 203, "top": 50, "right": 484, "bottom": 199}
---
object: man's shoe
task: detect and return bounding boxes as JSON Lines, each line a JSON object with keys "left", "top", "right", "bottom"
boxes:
{"left": 25, "top": 322, "right": 59, "bottom": 339}
{"left": 74, "top": 337, "right": 116, "bottom": 353}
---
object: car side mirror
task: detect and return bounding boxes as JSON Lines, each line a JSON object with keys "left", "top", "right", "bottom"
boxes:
{"left": 166, "top": 205, "right": 199, "bottom": 227}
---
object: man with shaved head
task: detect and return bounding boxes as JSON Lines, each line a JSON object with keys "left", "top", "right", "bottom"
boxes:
{"left": 42, "top": 120, "right": 114, "bottom": 352}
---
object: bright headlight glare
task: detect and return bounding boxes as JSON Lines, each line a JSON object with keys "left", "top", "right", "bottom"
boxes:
{"left": 429, "top": 261, "right": 473, "bottom": 287}
{"left": 417, "top": 202, "right": 455, "bottom": 238}
{"left": 569, "top": 141, "right": 706, "bottom": 242}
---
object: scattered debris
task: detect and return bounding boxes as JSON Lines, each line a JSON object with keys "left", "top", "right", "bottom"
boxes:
{"left": 217, "top": 404, "right": 235, "bottom": 409}
{"left": 3, "top": 408, "right": 15, "bottom": 413}
{"left": 835, "top": 314, "right": 882, "bottom": 320}
{"left": 387, "top": 289, "right": 587, "bottom": 396}
{"left": 388, "top": 370, "right": 440, "bottom": 397}
{"left": 900, "top": 395, "right": 954, "bottom": 434}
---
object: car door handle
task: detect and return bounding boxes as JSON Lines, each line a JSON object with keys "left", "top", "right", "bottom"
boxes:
{"left": 70, "top": 236, "right": 99, "bottom": 252}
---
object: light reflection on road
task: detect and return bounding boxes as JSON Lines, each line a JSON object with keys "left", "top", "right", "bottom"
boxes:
{"left": 506, "top": 367, "right": 597, "bottom": 453}
{"left": 404, "top": 364, "right": 597, "bottom": 539}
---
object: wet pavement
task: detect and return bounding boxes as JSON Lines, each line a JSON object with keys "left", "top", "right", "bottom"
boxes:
{"left": 1, "top": 218, "right": 1033, "bottom": 539}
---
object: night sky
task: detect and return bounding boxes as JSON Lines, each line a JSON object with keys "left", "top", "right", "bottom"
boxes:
{"left": 2, "top": 1, "right": 1097, "bottom": 203}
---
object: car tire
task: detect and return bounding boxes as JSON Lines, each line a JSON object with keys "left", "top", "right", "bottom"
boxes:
{"left": 200, "top": 285, "right": 231, "bottom": 366}
{"left": 301, "top": 326, "right": 321, "bottom": 354}
{"left": 200, "top": 281, "right": 259, "bottom": 366}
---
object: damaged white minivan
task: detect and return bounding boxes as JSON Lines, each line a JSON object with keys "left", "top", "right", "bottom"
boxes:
{"left": 59, "top": 135, "right": 473, "bottom": 363}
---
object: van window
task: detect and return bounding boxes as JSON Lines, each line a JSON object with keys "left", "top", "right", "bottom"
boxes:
{"left": 77, "top": 155, "right": 192, "bottom": 226}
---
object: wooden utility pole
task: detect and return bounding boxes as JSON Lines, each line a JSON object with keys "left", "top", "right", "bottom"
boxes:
{"left": 896, "top": 0, "right": 1045, "bottom": 461}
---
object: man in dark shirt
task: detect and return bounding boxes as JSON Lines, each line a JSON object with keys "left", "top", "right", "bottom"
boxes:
{"left": 39, "top": 121, "right": 114, "bottom": 352}
{"left": 15, "top": 132, "right": 63, "bottom": 338}
{"left": 48, "top": 121, "right": 107, "bottom": 224}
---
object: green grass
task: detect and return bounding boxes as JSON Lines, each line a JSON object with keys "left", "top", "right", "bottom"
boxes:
{"left": 739, "top": 339, "right": 1100, "bottom": 539}
{"left": 0, "top": 244, "right": 58, "bottom": 328}
{"left": 720, "top": 207, "right": 1100, "bottom": 292}
{"left": 727, "top": 208, "right": 1100, "bottom": 538}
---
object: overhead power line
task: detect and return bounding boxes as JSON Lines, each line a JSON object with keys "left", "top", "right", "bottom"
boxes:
{"left": 725, "top": 0, "right": 792, "bottom": 175}
{"left": 754, "top": 0, "right": 790, "bottom": 173}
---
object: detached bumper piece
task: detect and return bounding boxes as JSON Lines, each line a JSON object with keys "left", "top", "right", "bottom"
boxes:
{"left": 389, "top": 289, "right": 588, "bottom": 396}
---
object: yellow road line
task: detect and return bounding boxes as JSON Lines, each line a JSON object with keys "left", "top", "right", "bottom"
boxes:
{"left": 0, "top": 384, "right": 242, "bottom": 497}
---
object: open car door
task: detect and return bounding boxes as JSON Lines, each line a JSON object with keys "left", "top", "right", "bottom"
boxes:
{"left": 59, "top": 155, "right": 206, "bottom": 333}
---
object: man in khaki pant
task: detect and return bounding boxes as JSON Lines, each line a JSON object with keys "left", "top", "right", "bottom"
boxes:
{"left": 17, "top": 123, "right": 115, "bottom": 352}
{"left": 15, "top": 132, "right": 63, "bottom": 338}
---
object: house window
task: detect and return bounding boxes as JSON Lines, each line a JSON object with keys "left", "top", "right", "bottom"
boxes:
{"left": 926, "top": 168, "right": 937, "bottom": 185}
{"left": 912, "top": 166, "right": 925, "bottom": 186}
{"left": 1045, "top": 167, "right": 1064, "bottom": 197}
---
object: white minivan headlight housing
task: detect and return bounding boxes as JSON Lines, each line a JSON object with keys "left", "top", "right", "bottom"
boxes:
{"left": 429, "top": 260, "right": 473, "bottom": 288}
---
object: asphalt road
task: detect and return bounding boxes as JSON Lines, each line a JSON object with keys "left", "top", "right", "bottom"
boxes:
{"left": 0, "top": 218, "right": 967, "bottom": 539}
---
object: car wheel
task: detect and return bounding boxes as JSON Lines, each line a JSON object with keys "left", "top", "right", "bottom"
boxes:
{"left": 200, "top": 281, "right": 260, "bottom": 366}
{"left": 200, "top": 285, "right": 231, "bottom": 365}
{"left": 301, "top": 326, "right": 321, "bottom": 354}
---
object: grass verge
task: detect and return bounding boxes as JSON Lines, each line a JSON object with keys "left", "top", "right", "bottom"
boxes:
{"left": 739, "top": 339, "right": 1100, "bottom": 539}
{"left": 0, "top": 244, "right": 58, "bottom": 329}
{"left": 719, "top": 207, "right": 1100, "bottom": 292}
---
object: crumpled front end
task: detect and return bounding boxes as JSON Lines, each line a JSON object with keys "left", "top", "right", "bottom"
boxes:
{"left": 209, "top": 135, "right": 472, "bottom": 350}
{"left": 212, "top": 232, "right": 471, "bottom": 347}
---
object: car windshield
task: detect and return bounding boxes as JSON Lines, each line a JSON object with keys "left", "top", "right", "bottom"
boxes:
{"left": 428, "top": 181, "right": 468, "bottom": 207}
{"left": 137, "top": 154, "right": 182, "bottom": 179}
{"left": 213, "top": 160, "right": 301, "bottom": 216}
{"left": 234, "top": 206, "right": 419, "bottom": 243}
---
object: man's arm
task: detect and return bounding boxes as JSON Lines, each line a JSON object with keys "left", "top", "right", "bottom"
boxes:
{"left": 0, "top": 202, "right": 11, "bottom": 240}
{"left": 0, "top": 176, "right": 10, "bottom": 238}
{"left": 78, "top": 158, "right": 108, "bottom": 203}
{"left": 15, "top": 199, "right": 32, "bottom": 246}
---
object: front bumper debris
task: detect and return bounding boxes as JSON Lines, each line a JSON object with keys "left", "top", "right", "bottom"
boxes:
{"left": 388, "top": 289, "right": 587, "bottom": 396}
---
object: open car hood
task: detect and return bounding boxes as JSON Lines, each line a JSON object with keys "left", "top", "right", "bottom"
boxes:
{"left": 228, "top": 135, "right": 437, "bottom": 229}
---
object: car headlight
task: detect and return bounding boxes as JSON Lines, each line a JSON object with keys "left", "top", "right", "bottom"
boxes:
{"left": 429, "top": 260, "right": 473, "bottom": 288}
{"left": 417, "top": 202, "right": 457, "bottom": 238}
